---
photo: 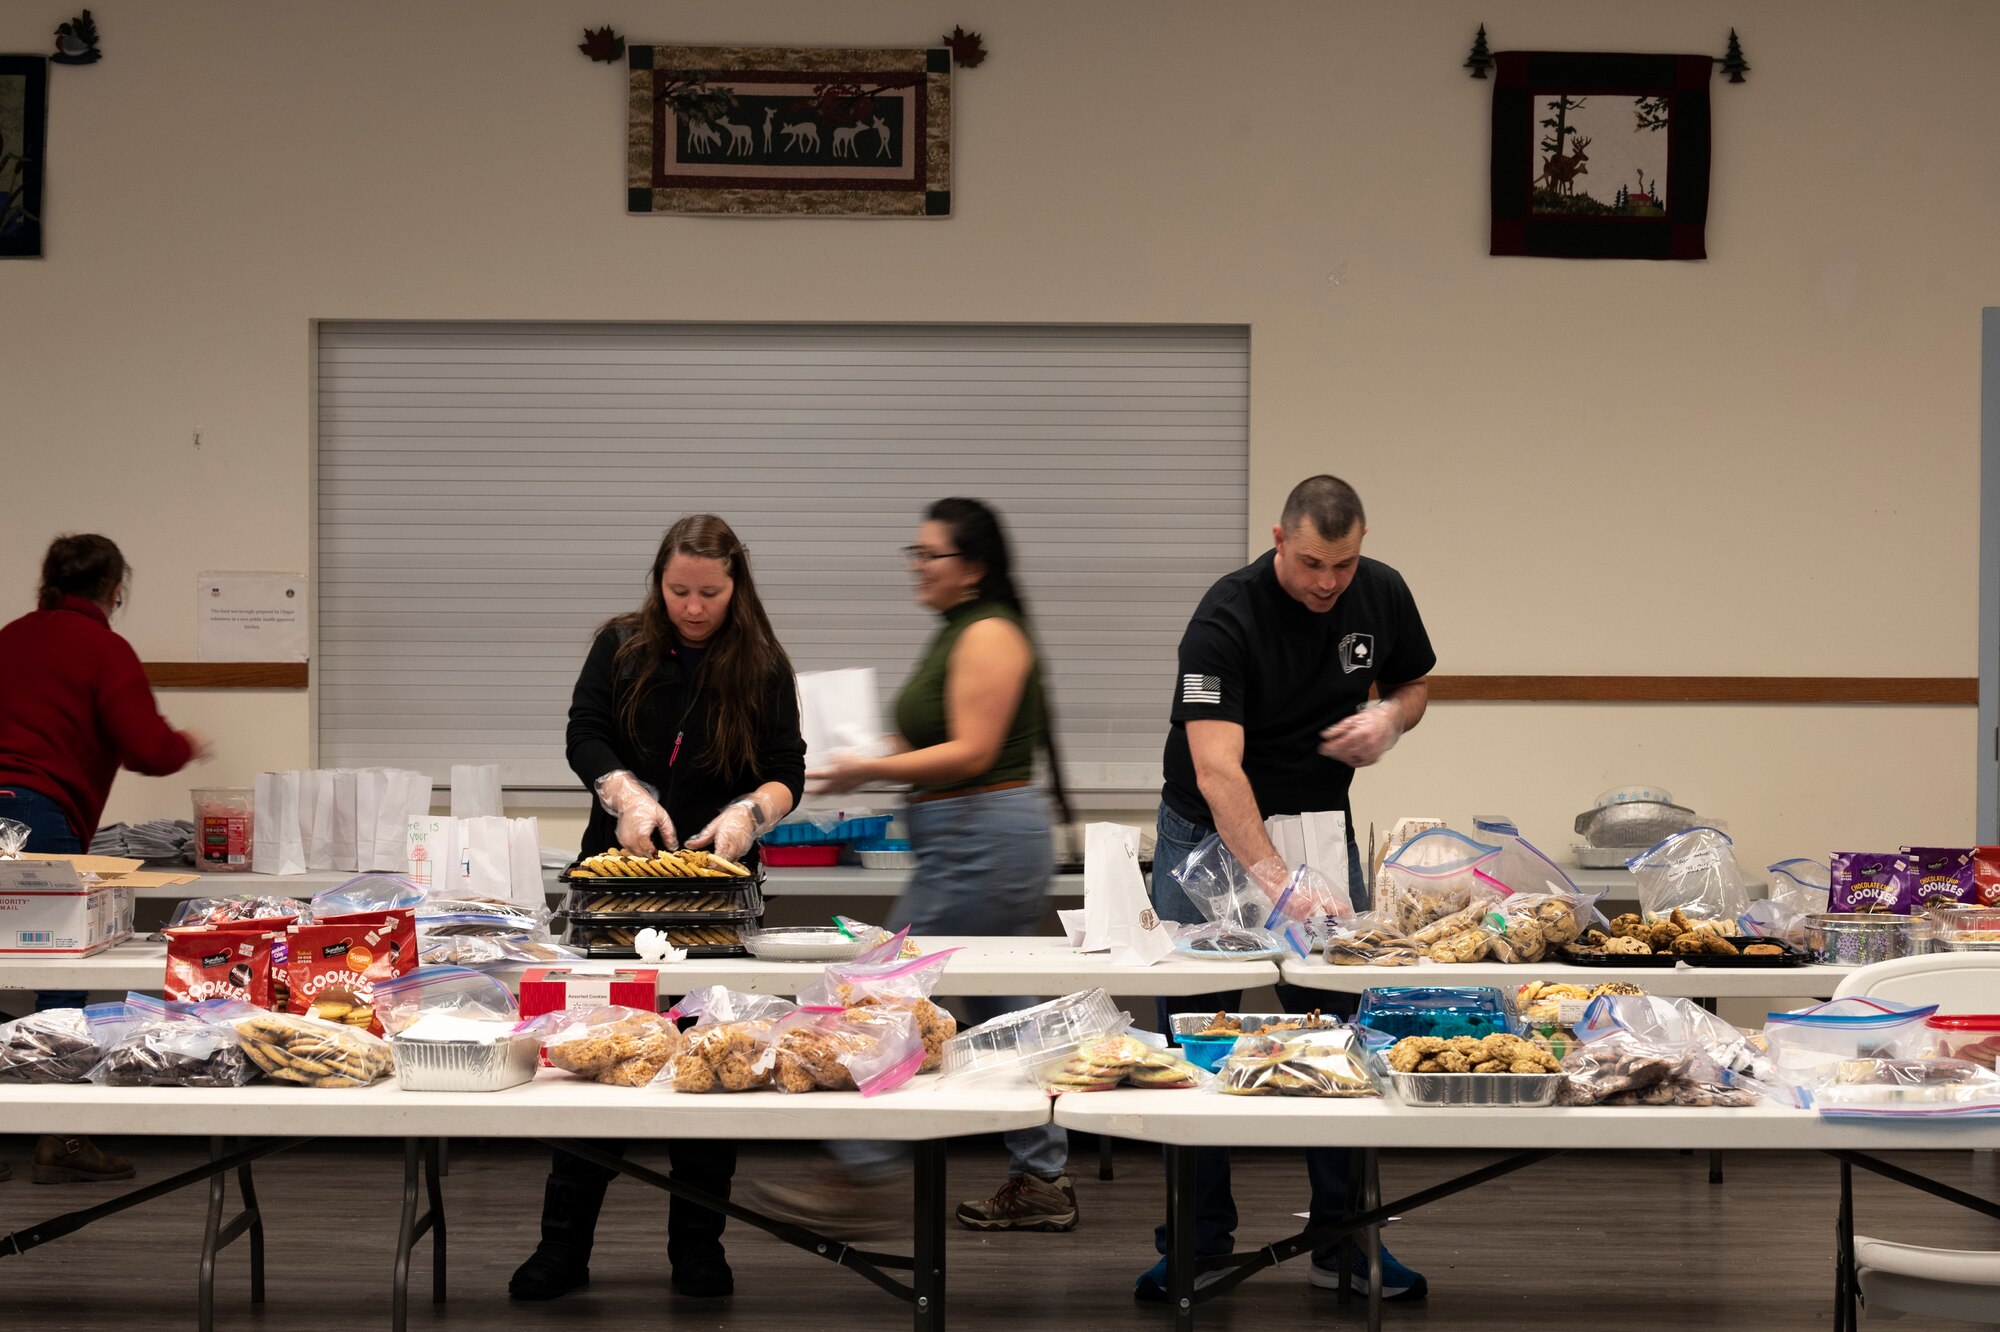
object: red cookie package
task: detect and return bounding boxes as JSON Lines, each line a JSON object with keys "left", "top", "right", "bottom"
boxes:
{"left": 283, "top": 909, "right": 416, "bottom": 1036}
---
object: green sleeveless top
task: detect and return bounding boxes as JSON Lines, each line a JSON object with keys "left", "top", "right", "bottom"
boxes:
{"left": 894, "top": 601, "right": 1045, "bottom": 796}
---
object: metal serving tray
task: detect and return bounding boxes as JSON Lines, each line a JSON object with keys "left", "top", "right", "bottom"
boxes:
{"left": 561, "top": 882, "right": 765, "bottom": 922}
{"left": 1390, "top": 1070, "right": 1563, "bottom": 1107}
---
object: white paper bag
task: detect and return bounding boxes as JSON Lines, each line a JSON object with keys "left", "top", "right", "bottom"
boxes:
{"left": 299, "top": 770, "right": 336, "bottom": 870}
{"left": 1078, "top": 822, "right": 1175, "bottom": 965}
{"left": 462, "top": 816, "right": 514, "bottom": 899}
{"left": 1265, "top": 809, "right": 1351, "bottom": 904}
{"left": 450, "top": 764, "right": 504, "bottom": 819}
{"left": 251, "top": 771, "right": 305, "bottom": 875}
{"left": 507, "top": 816, "right": 543, "bottom": 908}
{"left": 354, "top": 768, "right": 434, "bottom": 872}
{"left": 797, "top": 669, "right": 889, "bottom": 768}
{"left": 405, "top": 813, "right": 459, "bottom": 895}
{"left": 331, "top": 769, "right": 360, "bottom": 872}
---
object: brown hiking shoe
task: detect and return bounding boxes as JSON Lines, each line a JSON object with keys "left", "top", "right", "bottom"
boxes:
{"left": 734, "top": 1167, "right": 907, "bottom": 1241}
{"left": 33, "top": 1135, "right": 135, "bottom": 1184}
{"left": 955, "top": 1173, "right": 1078, "bottom": 1232}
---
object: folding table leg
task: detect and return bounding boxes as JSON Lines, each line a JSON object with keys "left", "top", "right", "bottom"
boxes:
{"left": 1336, "top": 1147, "right": 1363, "bottom": 1306}
{"left": 912, "top": 1139, "right": 947, "bottom": 1332}
{"left": 198, "top": 1137, "right": 267, "bottom": 1332}
{"left": 1167, "top": 1145, "right": 1197, "bottom": 1332}
{"left": 1098, "top": 1134, "right": 1115, "bottom": 1181}
{"left": 236, "top": 1158, "right": 265, "bottom": 1304}
{"left": 1833, "top": 1160, "right": 1856, "bottom": 1332}
{"left": 1363, "top": 1149, "right": 1383, "bottom": 1332}
{"left": 394, "top": 1137, "right": 449, "bottom": 1332}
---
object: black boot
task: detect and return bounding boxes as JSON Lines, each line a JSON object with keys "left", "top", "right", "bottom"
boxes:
{"left": 509, "top": 1170, "right": 608, "bottom": 1300}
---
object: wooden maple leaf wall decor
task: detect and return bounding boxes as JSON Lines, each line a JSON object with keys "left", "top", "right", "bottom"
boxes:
{"left": 942, "top": 25, "right": 986, "bottom": 67}
{"left": 579, "top": 25, "right": 625, "bottom": 63}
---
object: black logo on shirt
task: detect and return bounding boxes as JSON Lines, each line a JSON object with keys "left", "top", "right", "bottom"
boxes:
{"left": 1339, "top": 633, "right": 1374, "bottom": 675}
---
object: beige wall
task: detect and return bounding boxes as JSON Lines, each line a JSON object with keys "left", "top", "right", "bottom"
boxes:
{"left": 2, "top": 1, "right": 1989, "bottom": 868}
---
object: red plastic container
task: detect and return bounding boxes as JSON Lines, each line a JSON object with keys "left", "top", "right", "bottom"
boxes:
{"left": 761, "top": 844, "right": 841, "bottom": 867}
{"left": 1925, "top": 1014, "right": 2000, "bottom": 1069}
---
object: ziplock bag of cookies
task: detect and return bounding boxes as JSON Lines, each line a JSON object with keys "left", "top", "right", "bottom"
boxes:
{"left": 308, "top": 872, "right": 426, "bottom": 920}
{"left": 1377, "top": 829, "right": 1501, "bottom": 935}
{"left": 772, "top": 1003, "right": 925, "bottom": 1096}
{"left": 1030, "top": 1029, "right": 1154, "bottom": 1094}
{"left": 663, "top": 987, "right": 800, "bottom": 1092}
{"left": 797, "top": 950, "right": 963, "bottom": 1072}
{"left": 525, "top": 1005, "right": 682, "bottom": 1087}
{"left": 832, "top": 917, "right": 911, "bottom": 961}
{"left": 88, "top": 995, "right": 258, "bottom": 1088}
{"left": 1625, "top": 826, "right": 1751, "bottom": 924}
{"left": 1215, "top": 1031, "right": 1381, "bottom": 1098}
{"left": 1322, "top": 910, "right": 1422, "bottom": 967}
{"left": 0, "top": 1007, "right": 106, "bottom": 1084}
{"left": 232, "top": 1007, "right": 394, "bottom": 1087}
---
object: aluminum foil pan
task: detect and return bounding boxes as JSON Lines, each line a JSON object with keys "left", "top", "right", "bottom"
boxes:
{"left": 391, "top": 1033, "right": 539, "bottom": 1092}
{"left": 741, "top": 926, "right": 874, "bottom": 962}
{"left": 1573, "top": 800, "right": 1697, "bottom": 849}
{"left": 1390, "top": 1070, "right": 1563, "bottom": 1107}
{"left": 1803, "top": 913, "right": 1927, "bottom": 967}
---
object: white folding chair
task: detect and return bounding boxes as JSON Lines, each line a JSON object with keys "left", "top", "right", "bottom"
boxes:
{"left": 1826, "top": 953, "right": 2000, "bottom": 1326}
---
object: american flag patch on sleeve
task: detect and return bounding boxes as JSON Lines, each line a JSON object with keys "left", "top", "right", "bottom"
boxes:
{"left": 1181, "top": 673, "right": 1222, "bottom": 705}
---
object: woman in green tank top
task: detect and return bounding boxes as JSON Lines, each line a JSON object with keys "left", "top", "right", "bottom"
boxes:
{"left": 799, "top": 499, "right": 1082, "bottom": 1232}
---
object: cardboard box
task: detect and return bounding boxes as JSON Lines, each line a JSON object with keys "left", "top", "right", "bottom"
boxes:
{"left": 518, "top": 966, "right": 660, "bottom": 1020}
{"left": 0, "top": 859, "right": 135, "bottom": 956}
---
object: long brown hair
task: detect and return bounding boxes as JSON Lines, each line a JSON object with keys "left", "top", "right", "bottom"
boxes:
{"left": 605, "top": 515, "right": 793, "bottom": 778}
{"left": 38, "top": 533, "right": 127, "bottom": 611}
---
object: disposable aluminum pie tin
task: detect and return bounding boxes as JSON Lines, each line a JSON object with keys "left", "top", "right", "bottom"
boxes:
{"left": 391, "top": 1033, "right": 539, "bottom": 1092}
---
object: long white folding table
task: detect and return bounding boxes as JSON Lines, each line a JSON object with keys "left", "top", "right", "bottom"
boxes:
{"left": 1054, "top": 1091, "right": 2000, "bottom": 1332}
{"left": 0, "top": 936, "right": 1281, "bottom": 999}
{"left": 0, "top": 1073, "right": 1050, "bottom": 1332}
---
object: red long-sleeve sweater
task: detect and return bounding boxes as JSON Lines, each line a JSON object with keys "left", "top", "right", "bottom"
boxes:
{"left": 0, "top": 595, "right": 194, "bottom": 844}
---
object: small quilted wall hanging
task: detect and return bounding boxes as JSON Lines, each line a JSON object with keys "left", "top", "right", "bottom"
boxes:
{"left": 0, "top": 55, "right": 48, "bottom": 257}
{"left": 627, "top": 45, "right": 952, "bottom": 217}
{"left": 1489, "top": 50, "right": 1712, "bottom": 260}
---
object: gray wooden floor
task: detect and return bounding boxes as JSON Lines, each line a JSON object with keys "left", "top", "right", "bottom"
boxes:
{"left": 1, "top": 1136, "right": 1994, "bottom": 1329}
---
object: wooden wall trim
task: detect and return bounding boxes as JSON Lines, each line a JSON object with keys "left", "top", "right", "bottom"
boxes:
{"left": 1427, "top": 676, "right": 1977, "bottom": 705}
{"left": 144, "top": 662, "right": 309, "bottom": 689}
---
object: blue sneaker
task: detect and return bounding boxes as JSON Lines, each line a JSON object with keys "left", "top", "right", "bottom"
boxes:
{"left": 1133, "top": 1256, "right": 1230, "bottom": 1303}
{"left": 1307, "top": 1242, "right": 1428, "bottom": 1301}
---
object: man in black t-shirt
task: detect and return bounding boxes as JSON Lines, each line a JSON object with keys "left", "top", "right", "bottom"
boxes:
{"left": 1135, "top": 474, "right": 1437, "bottom": 1305}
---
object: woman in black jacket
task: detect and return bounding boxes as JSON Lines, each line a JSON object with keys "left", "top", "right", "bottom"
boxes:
{"left": 510, "top": 514, "right": 806, "bottom": 1303}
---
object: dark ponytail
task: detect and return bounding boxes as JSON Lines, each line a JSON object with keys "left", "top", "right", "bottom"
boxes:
{"left": 38, "top": 534, "right": 127, "bottom": 612}
{"left": 925, "top": 498, "right": 1073, "bottom": 824}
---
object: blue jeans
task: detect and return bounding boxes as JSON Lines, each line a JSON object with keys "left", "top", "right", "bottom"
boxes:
{"left": 1150, "top": 800, "right": 1363, "bottom": 1261}
{"left": 0, "top": 786, "right": 89, "bottom": 1012}
{"left": 834, "top": 786, "right": 1068, "bottom": 1181}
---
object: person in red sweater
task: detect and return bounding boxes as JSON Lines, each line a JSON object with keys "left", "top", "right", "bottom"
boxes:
{"left": 0, "top": 533, "right": 209, "bottom": 1184}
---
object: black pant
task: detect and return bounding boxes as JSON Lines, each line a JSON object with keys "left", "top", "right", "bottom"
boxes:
{"left": 545, "top": 1139, "right": 736, "bottom": 1265}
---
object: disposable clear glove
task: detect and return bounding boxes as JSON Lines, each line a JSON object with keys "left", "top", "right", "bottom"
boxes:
{"left": 686, "top": 801, "right": 758, "bottom": 863}
{"left": 1317, "top": 699, "right": 1403, "bottom": 767}
{"left": 595, "top": 770, "right": 677, "bottom": 854}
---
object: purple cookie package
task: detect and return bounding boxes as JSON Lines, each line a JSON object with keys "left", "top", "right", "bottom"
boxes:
{"left": 1898, "top": 846, "right": 1978, "bottom": 909}
{"left": 1828, "top": 851, "right": 1917, "bottom": 914}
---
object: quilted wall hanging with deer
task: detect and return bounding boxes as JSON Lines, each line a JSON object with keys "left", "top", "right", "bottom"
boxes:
{"left": 1488, "top": 50, "right": 1716, "bottom": 260}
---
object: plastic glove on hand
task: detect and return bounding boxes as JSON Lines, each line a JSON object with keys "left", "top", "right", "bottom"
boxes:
{"left": 686, "top": 803, "right": 757, "bottom": 863}
{"left": 597, "top": 771, "right": 678, "bottom": 854}
{"left": 1317, "top": 699, "right": 1403, "bottom": 767}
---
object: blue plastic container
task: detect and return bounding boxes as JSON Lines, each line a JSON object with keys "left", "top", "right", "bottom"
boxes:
{"left": 1355, "top": 986, "right": 1515, "bottom": 1041}
{"left": 760, "top": 816, "right": 893, "bottom": 847}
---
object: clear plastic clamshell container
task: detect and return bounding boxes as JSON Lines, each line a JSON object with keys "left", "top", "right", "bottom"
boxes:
{"left": 940, "top": 988, "right": 1124, "bottom": 1084}
{"left": 740, "top": 925, "right": 876, "bottom": 963}
{"left": 1169, "top": 1012, "right": 1350, "bottom": 1073}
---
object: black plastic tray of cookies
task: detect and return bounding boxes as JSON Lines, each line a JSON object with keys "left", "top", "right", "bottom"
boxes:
{"left": 560, "top": 882, "right": 765, "bottom": 922}
{"left": 1557, "top": 938, "right": 1807, "bottom": 968}
{"left": 557, "top": 858, "right": 762, "bottom": 889}
{"left": 1677, "top": 937, "right": 1808, "bottom": 967}
{"left": 566, "top": 920, "right": 751, "bottom": 959}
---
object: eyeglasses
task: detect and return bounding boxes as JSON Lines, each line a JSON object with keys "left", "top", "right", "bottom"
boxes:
{"left": 901, "top": 546, "right": 963, "bottom": 565}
